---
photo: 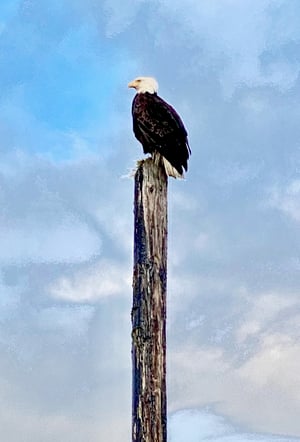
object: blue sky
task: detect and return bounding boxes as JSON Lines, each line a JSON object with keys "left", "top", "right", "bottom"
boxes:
{"left": 1, "top": 0, "right": 300, "bottom": 441}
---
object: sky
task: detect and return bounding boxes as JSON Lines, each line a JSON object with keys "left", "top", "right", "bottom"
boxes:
{"left": 0, "top": 0, "right": 300, "bottom": 440}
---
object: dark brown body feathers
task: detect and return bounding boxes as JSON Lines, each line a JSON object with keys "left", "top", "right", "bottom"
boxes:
{"left": 132, "top": 92, "right": 191, "bottom": 176}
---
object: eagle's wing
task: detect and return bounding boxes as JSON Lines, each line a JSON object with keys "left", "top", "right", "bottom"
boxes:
{"left": 132, "top": 93, "right": 190, "bottom": 173}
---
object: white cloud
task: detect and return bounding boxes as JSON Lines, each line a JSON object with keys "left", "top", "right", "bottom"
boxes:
{"left": 0, "top": 404, "right": 130, "bottom": 442}
{"left": 1, "top": 0, "right": 300, "bottom": 439}
{"left": 169, "top": 339, "right": 300, "bottom": 435}
{"left": 236, "top": 291, "right": 299, "bottom": 343}
{"left": 169, "top": 409, "right": 232, "bottom": 442}
{"left": 102, "top": 0, "right": 146, "bottom": 36}
{"left": 268, "top": 180, "right": 300, "bottom": 222}
{"left": 36, "top": 305, "right": 95, "bottom": 337}
{"left": 170, "top": 189, "right": 199, "bottom": 212}
{"left": 169, "top": 408, "right": 296, "bottom": 442}
{"left": 169, "top": 345, "right": 231, "bottom": 410}
{"left": 238, "top": 332, "right": 300, "bottom": 392}
{"left": 0, "top": 218, "right": 101, "bottom": 264}
{"left": 49, "top": 259, "right": 131, "bottom": 302}
{"left": 0, "top": 277, "right": 21, "bottom": 320}
{"left": 168, "top": 287, "right": 300, "bottom": 435}
{"left": 150, "top": 0, "right": 300, "bottom": 95}
{"left": 208, "top": 160, "right": 261, "bottom": 186}
{"left": 94, "top": 201, "right": 133, "bottom": 254}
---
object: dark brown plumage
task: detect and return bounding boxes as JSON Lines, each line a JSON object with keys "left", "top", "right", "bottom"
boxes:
{"left": 129, "top": 77, "right": 191, "bottom": 178}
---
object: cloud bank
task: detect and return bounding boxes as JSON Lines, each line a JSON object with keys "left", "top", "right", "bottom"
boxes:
{"left": 0, "top": 0, "right": 300, "bottom": 440}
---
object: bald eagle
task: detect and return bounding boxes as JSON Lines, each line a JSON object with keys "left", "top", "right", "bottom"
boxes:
{"left": 128, "top": 77, "right": 191, "bottom": 178}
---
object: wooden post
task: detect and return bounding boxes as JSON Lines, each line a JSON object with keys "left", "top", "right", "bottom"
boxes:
{"left": 132, "top": 156, "right": 168, "bottom": 442}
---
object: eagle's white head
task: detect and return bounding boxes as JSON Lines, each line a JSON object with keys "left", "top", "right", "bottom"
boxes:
{"left": 128, "top": 76, "right": 158, "bottom": 94}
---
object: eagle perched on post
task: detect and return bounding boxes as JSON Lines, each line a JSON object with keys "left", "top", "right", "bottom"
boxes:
{"left": 128, "top": 77, "right": 191, "bottom": 178}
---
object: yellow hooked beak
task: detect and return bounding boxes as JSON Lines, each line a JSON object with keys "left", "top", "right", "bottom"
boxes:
{"left": 128, "top": 80, "right": 137, "bottom": 89}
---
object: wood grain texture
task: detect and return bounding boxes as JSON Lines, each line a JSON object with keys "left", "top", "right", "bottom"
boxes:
{"left": 132, "top": 156, "right": 168, "bottom": 442}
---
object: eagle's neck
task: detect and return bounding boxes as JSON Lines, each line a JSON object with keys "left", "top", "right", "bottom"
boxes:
{"left": 138, "top": 91, "right": 157, "bottom": 95}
